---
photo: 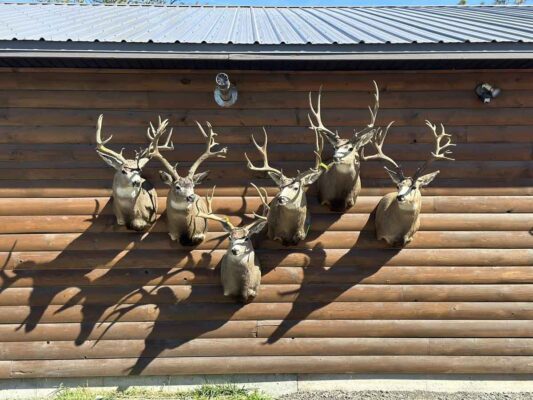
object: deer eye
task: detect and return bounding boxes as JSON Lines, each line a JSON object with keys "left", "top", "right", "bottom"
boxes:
{"left": 121, "top": 170, "right": 128, "bottom": 175}
{"left": 349, "top": 146, "right": 353, "bottom": 151}
{"left": 175, "top": 185, "right": 181, "bottom": 191}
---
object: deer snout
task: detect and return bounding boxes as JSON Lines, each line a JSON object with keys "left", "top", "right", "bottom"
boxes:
{"left": 231, "top": 248, "right": 239, "bottom": 255}
{"left": 277, "top": 196, "right": 289, "bottom": 205}
{"left": 186, "top": 194, "right": 196, "bottom": 203}
{"left": 131, "top": 175, "right": 142, "bottom": 187}
{"left": 396, "top": 194, "right": 405, "bottom": 202}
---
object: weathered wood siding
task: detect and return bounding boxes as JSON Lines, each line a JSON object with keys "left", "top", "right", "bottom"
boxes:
{"left": 0, "top": 68, "right": 531, "bottom": 378}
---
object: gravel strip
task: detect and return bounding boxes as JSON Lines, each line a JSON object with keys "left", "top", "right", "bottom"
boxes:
{"left": 278, "top": 391, "right": 533, "bottom": 400}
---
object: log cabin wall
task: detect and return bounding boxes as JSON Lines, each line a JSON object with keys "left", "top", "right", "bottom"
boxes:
{"left": 0, "top": 67, "right": 531, "bottom": 379}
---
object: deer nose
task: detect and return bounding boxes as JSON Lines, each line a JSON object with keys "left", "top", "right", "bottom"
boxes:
{"left": 277, "top": 196, "right": 289, "bottom": 205}
{"left": 397, "top": 195, "right": 405, "bottom": 202}
{"left": 231, "top": 248, "right": 239, "bottom": 255}
{"left": 186, "top": 195, "right": 195, "bottom": 203}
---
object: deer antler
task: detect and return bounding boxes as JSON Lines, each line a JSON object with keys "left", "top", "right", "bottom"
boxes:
{"left": 308, "top": 86, "right": 340, "bottom": 145}
{"left": 250, "top": 182, "right": 269, "bottom": 220}
{"left": 95, "top": 114, "right": 127, "bottom": 164}
{"left": 413, "top": 121, "right": 455, "bottom": 180}
{"left": 361, "top": 121, "right": 405, "bottom": 179}
{"left": 353, "top": 80, "right": 380, "bottom": 139}
{"left": 188, "top": 121, "right": 228, "bottom": 178}
{"left": 197, "top": 186, "right": 235, "bottom": 230}
{"left": 313, "top": 128, "right": 326, "bottom": 171}
{"left": 296, "top": 128, "right": 326, "bottom": 182}
{"left": 146, "top": 116, "right": 179, "bottom": 180}
{"left": 245, "top": 128, "right": 284, "bottom": 178}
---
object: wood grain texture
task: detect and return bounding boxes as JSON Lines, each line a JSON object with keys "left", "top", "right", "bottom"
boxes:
{"left": 4, "top": 356, "right": 533, "bottom": 378}
{"left": 1, "top": 284, "right": 533, "bottom": 306}
{"left": 0, "top": 68, "right": 531, "bottom": 377}
{"left": 0, "top": 213, "right": 529, "bottom": 233}
{"left": 3, "top": 338, "right": 533, "bottom": 360}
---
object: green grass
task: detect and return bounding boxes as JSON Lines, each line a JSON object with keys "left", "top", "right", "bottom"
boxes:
{"left": 49, "top": 384, "right": 272, "bottom": 400}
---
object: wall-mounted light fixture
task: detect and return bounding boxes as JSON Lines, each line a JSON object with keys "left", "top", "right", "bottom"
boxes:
{"left": 475, "top": 83, "right": 501, "bottom": 103}
{"left": 214, "top": 72, "right": 238, "bottom": 107}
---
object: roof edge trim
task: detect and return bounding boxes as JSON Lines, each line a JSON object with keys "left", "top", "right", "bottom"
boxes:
{"left": 2, "top": 41, "right": 533, "bottom": 61}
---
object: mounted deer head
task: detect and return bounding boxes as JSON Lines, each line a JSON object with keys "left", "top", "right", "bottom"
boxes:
{"left": 198, "top": 185, "right": 268, "bottom": 303}
{"left": 149, "top": 120, "right": 227, "bottom": 246}
{"left": 308, "top": 82, "right": 380, "bottom": 211}
{"left": 95, "top": 114, "right": 161, "bottom": 231}
{"left": 363, "top": 120, "right": 455, "bottom": 246}
{"left": 245, "top": 128, "right": 323, "bottom": 246}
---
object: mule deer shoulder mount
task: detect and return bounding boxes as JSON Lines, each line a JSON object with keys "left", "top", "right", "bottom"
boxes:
{"left": 363, "top": 120, "right": 456, "bottom": 247}
{"left": 198, "top": 185, "right": 268, "bottom": 303}
{"left": 95, "top": 114, "right": 159, "bottom": 232}
{"left": 150, "top": 120, "right": 227, "bottom": 246}
{"left": 308, "top": 82, "right": 381, "bottom": 212}
{"left": 245, "top": 128, "right": 323, "bottom": 246}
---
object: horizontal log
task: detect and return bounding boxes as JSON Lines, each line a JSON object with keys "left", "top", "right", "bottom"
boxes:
{"left": 3, "top": 338, "right": 533, "bottom": 361}
{"left": 257, "top": 320, "right": 533, "bottom": 339}
{"left": 0, "top": 125, "right": 530, "bottom": 145}
{"left": 1, "top": 249, "right": 530, "bottom": 271}
{"left": 0, "top": 196, "right": 529, "bottom": 216}
{"left": 0, "top": 143, "right": 529, "bottom": 163}
{"left": 2, "top": 302, "right": 533, "bottom": 324}
{"left": 1, "top": 320, "right": 533, "bottom": 342}
{"left": 0, "top": 321, "right": 257, "bottom": 342}
{"left": 3, "top": 108, "right": 533, "bottom": 128}
{"left": 2, "top": 90, "right": 533, "bottom": 110}
{"left": 0, "top": 231, "right": 529, "bottom": 252}
{"left": 2, "top": 267, "right": 532, "bottom": 288}
{"left": 1, "top": 285, "right": 533, "bottom": 306}
{"left": 1, "top": 161, "right": 529, "bottom": 180}
{"left": 0, "top": 70, "right": 531, "bottom": 92}
{"left": 1, "top": 214, "right": 528, "bottom": 234}
{"left": 0, "top": 180, "right": 530, "bottom": 198}
{"left": 5, "top": 355, "right": 533, "bottom": 378}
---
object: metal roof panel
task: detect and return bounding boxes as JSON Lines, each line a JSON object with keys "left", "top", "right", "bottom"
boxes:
{"left": 0, "top": 4, "right": 532, "bottom": 45}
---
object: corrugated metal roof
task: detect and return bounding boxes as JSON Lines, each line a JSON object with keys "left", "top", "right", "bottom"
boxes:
{"left": 0, "top": 3, "right": 532, "bottom": 45}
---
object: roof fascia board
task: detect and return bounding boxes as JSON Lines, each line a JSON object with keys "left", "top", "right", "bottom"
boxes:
{"left": 1, "top": 41, "right": 533, "bottom": 61}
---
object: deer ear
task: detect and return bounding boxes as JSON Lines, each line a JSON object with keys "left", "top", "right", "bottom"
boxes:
{"left": 193, "top": 171, "right": 209, "bottom": 184}
{"left": 354, "top": 131, "right": 374, "bottom": 151}
{"left": 137, "top": 157, "right": 150, "bottom": 169}
{"left": 248, "top": 220, "right": 267, "bottom": 236}
{"left": 97, "top": 151, "right": 122, "bottom": 171}
{"left": 267, "top": 172, "right": 283, "bottom": 186}
{"left": 159, "top": 171, "right": 174, "bottom": 186}
{"left": 416, "top": 170, "right": 440, "bottom": 187}
{"left": 300, "top": 169, "right": 323, "bottom": 186}
{"left": 384, "top": 167, "right": 403, "bottom": 186}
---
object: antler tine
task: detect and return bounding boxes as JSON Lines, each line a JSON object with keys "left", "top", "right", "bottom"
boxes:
{"left": 361, "top": 121, "right": 405, "bottom": 179}
{"left": 197, "top": 186, "right": 235, "bottom": 230}
{"left": 146, "top": 116, "right": 179, "bottom": 179}
{"left": 95, "top": 114, "right": 127, "bottom": 163}
{"left": 313, "top": 127, "right": 325, "bottom": 171}
{"left": 308, "top": 86, "right": 340, "bottom": 143}
{"left": 413, "top": 120, "right": 456, "bottom": 180}
{"left": 188, "top": 121, "right": 228, "bottom": 178}
{"left": 205, "top": 185, "right": 216, "bottom": 214}
{"left": 250, "top": 182, "right": 270, "bottom": 219}
{"left": 353, "top": 80, "right": 380, "bottom": 139}
{"left": 244, "top": 128, "right": 284, "bottom": 178}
